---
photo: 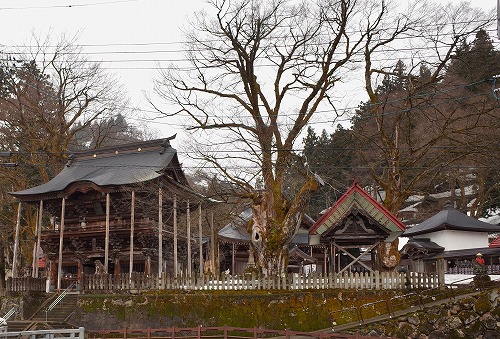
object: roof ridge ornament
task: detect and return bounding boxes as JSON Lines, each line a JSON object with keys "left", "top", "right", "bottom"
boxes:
{"left": 65, "top": 154, "right": 74, "bottom": 167}
{"left": 443, "top": 201, "right": 454, "bottom": 209}
{"left": 159, "top": 135, "right": 175, "bottom": 154}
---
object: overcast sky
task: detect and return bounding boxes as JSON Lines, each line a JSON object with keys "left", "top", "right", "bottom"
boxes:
{"left": 1, "top": 0, "right": 209, "bottom": 141}
{"left": 1, "top": 0, "right": 497, "bottom": 150}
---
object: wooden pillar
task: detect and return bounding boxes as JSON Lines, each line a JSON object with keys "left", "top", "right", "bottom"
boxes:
{"left": 12, "top": 202, "right": 21, "bottom": 278}
{"left": 173, "top": 195, "right": 178, "bottom": 277}
{"left": 231, "top": 243, "right": 235, "bottom": 274}
{"left": 187, "top": 200, "right": 191, "bottom": 277}
{"left": 324, "top": 247, "right": 327, "bottom": 275}
{"left": 77, "top": 260, "right": 83, "bottom": 283}
{"left": 129, "top": 191, "right": 135, "bottom": 279}
{"left": 158, "top": 188, "right": 163, "bottom": 276}
{"left": 337, "top": 244, "right": 340, "bottom": 272}
{"left": 104, "top": 192, "right": 110, "bottom": 273}
{"left": 198, "top": 204, "right": 203, "bottom": 276}
{"left": 331, "top": 240, "right": 336, "bottom": 273}
{"left": 31, "top": 209, "right": 39, "bottom": 278}
{"left": 372, "top": 240, "right": 380, "bottom": 271}
{"left": 437, "top": 257, "right": 445, "bottom": 286}
{"left": 57, "top": 197, "right": 66, "bottom": 290}
{"left": 35, "top": 200, "right": 43, "bottom": 278}
{"left": 210, "top": 212, "right": 216, "bottom": 276}
{"left": 114, "top": 258, "right": 121, "bottom": 275}
{"left": 146, "top": 257, "right": 151, "bottom": 275}
{"left": 12, "top": 201, "right": 21, "bottom": 278}
{"left": 50, "top": 259, "right": 57, "bottom": 291}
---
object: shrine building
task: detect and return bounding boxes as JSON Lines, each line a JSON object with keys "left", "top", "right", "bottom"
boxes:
{"left": 10, "top": 137, "right": 209, "bottom": 290}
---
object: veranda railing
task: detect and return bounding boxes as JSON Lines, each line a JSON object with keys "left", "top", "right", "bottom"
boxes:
{"left": 6, "top": 276, "right": 46, "bottom": 293}
{"left": 448, "top": 264, "right": 500, "bottom": 275}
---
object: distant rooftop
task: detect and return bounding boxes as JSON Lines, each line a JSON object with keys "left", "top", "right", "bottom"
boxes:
{"left": 403, "top": 202, "right": 500, "bottom": 237}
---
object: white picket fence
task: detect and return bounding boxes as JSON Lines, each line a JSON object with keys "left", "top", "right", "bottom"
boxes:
{"left": 80, "top": 270, "right": 442, "bottom": 291}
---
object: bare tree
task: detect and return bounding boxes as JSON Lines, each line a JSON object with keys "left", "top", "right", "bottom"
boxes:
{"left": 0, "top": 34, "right": 131, "bottom": 280}
{"left": 153, "top": 0, "right": 433, "bottom": 275}
{"left": 358, "top": 2, "right": 493, "bottom": 268}
{"left": 0, "top": 34, "right": 130, "bottom": 182}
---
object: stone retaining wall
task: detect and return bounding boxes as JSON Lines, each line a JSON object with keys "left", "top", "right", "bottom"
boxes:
{"left": 352, "top": 289, "right": 500, "bottom": 338}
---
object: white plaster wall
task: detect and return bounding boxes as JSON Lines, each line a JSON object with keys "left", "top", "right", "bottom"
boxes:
{"left": 415, "top": 230, "right": 489, "bottom": 251}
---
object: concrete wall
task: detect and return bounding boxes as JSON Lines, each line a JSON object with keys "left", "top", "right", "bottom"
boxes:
{"left": 416, "top": 230, "right": 488, "bottom": 251}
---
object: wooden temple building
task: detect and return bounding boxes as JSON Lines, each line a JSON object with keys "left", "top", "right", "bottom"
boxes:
{"left": 309, "top": 181, "right": 406, "bottom": 273}
{"left": 10, "top": 137, "right": 212, "bottom": 290}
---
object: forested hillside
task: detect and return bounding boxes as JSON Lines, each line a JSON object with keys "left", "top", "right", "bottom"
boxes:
{"left": 302, "top": 30, "right": 500, "bottom": 222}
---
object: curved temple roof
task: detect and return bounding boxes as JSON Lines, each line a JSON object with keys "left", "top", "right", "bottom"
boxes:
{"left": 10, "top": 137, "right": 184, "bottom": 200}
{"left": 218, "top": 205, "right": 315, "bottom": 244}
{"left": 402, "top": 202, "right": 500, "bottom": 237}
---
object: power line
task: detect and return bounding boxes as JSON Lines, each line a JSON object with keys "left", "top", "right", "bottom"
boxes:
{"left": 3, "top": 35, "right": 500, "bottom": 66}
{"left": 1, "top": 49, "right": 497, "bottom": 121}
{"left": 2, "top": 162, "right": 499, "bottom": 172}
{"left": 0, "top": 19, "right": 495, "bottom": 59}
{"left": 3, "top": 30, "right": 499, "bottom": 56}
{"left": 0, "top": 16, "right": 493, "bottom": 48}
{"left": 0, "top": 23, "right": 498, "bottom": 135}
{"left": 0, "top": 0, "right": 138, "bottom": 10}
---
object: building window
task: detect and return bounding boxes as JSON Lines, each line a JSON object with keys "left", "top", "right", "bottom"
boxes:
{"left": 120, "top": 262, "right": 145, "bottom": 273}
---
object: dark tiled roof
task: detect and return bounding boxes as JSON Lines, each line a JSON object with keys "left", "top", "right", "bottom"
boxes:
{"left": 424, "top": 247, "right": 500, "bottom": 260}
{"left": 401, "top": 238, "right": 445, "bottom": 251}
{"left": 218, "top": 206, "right": 313, "bottom": 244}
{"left": 400, "top": 238, "right": 444, "bottom": 259}
{"left": 402, "top": 203, "right": 500, "bottom": 237}
{"left": 289, "top": 246, "right": 317, "bottom": 263}
{"left": 218, "top": 208, "right": 253, "bottom": 243}
{"left": 10, "top": 137, "right": 182, "bottom": 199}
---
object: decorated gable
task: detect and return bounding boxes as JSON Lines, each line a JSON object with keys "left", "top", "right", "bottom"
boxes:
{"left": 310, "top": 181, "right": 406, "bottom": 244}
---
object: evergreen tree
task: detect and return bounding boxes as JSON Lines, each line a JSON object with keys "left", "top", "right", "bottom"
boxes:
{"left": 441, "top": 29, "right": 500, "bottom": 214}
{"left": 447, "top": 29, "right": 500, "bottom": 86}
{"left": 302, "top": 125, "right": 355, "bottom": 218}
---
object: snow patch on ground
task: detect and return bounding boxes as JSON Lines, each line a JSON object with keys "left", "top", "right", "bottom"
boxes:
{"left": 445, "top": 274, "right": 500, "bottom": 285}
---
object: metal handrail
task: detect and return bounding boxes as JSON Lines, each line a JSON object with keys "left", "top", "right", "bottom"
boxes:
{"left": 45, "top": 281, "right": 76, "bottom": 321}
{"left": 3, "top": 327, "right": 85, "bottom": 339}
{"left": 2, "top": 306, "right": 17, "bottom": 320}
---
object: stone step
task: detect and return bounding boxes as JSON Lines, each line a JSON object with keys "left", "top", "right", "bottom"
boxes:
{"left": 4, "top": 321, "right": 31, "bottom": 332}
{"left": 29, "top": 293, "right": 79, "bottom": 323}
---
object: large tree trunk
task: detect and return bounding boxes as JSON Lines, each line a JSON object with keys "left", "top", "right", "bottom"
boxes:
{"left": 378, "top": 240, "right": 400, "bottom": 271}
{"left": 250, "top": 200, "right": 294, "bottom": 276}
{"left": 249, "top": 177, "right": 319, "bottom": 276}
